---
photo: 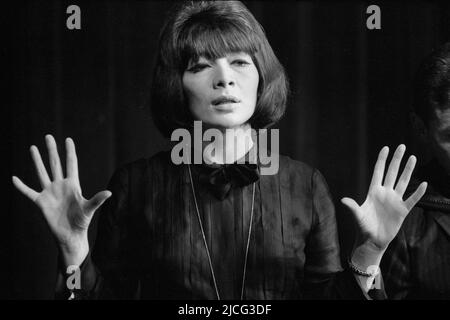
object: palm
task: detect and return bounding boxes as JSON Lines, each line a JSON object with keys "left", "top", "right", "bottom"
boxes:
{"left": 354, "top": 188, "right": 408, "bottom": 247}
{"left": 36, "top": 179, "right": 91, "bottom": 244}
{"left": 12, "top": 135, "right": 111, "bottom": 250}
{"left": 342, "top": 145, "right": 427, "bottom": 251}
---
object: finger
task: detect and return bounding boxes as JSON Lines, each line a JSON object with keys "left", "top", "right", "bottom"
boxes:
{"left": 30, "top": 145, "right": 51, "bottom": 188}
{"left": 394, "top": 155, "right": 417, "bottom": 196}
{"left": 369, "top": 146, "right": 389, "bottom": 190}
{"left": 384, "top": 144, "right": 406, "bottom": 188}
{"left": 65, "top": 138, "right": 79, "bottom": 182}
{"left": 45, "top": 134, "right": 64, "bottom": 180}
{"left": 85, "top": 191, "right": 112, "bottom": 215}
{"left": 341, "top": 197, "right": 362, "bottom": 220}
{"left": 404, "top": 182, "right": 427, "bottom": 212}
{"left": 12, "top": 176, "right": 39, "bottom": 202}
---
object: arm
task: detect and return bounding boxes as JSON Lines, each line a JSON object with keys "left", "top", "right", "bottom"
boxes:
{"left": 88, "top": 165, "right": 142, "bottom": 299}
{"left": 341, "top": 145, "right": 426, "bottom": 296}
{"left": 303, "top": 169, "right": 368, "bottom": 299}
{"left": 56, "top": 166, "right": 141, "bottom": 299}
{"left": 380, "top": 223, "right": 413, "bottom": 299}
{"left": 304, "top": 145, "right": 426, "bottom": 299}
{"left": 11, "top": 135, "right": 127, "bottom": 299}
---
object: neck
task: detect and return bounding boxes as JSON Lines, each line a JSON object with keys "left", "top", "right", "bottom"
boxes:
{"left": 201, "top": 123, "right": 255, "bottom": 164}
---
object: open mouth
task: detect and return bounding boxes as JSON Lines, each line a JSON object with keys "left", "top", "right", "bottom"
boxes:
{"left": 212, "top": 96, "right": 241, "bottom": 105}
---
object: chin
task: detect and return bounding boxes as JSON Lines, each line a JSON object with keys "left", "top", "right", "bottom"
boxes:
{"left": 205, "top": 116, "right": 251, "bottom": 129}
{"left": 205, "top": 110, "right": 253, "bottom": 128}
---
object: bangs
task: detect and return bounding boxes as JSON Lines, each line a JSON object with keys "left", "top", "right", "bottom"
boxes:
{"left": 177, "top": 19, "right": 259, "bottom": 69}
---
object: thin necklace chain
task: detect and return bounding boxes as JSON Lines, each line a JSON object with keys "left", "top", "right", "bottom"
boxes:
{"left": 187, "top": 164, "right": 256, "bottom": 300}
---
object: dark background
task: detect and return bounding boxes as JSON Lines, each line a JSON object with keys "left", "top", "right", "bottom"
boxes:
{"left": 6, "top": 0, "right": 450, "bottom": 299}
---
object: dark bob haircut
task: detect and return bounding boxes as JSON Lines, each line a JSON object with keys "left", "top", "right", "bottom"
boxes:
{"left": 150, "top": 0, "right": 289, "bottom": 138}
{"left": 413, "top": 42, "right": 450, "bottom": 127}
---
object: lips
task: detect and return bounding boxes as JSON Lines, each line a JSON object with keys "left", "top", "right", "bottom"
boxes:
{"left": 212, "top": 96, "right": 241, "bottom": 105}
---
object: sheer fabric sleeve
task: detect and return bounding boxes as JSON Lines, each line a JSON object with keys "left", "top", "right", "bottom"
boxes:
{"left": 302, "top": 169, "right": 370, "bottom": 299}
{"left": 380, "top": 219, "right": 413, "bottom": 299}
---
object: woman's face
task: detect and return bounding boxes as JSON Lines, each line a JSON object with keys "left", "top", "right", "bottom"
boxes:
{"left": 182, "top": 52, "right": 259, "bottom": 129}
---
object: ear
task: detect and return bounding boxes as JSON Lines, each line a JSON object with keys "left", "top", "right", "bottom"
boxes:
{"left": 410, "top": 112, "right": 428, "bottom": 140}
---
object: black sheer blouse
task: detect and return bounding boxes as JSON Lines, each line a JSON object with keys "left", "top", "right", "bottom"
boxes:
{"left": 66, "top": 150, "right": 366, "bottom": 299}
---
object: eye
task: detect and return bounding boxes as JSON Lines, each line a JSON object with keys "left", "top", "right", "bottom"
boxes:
{"left": 232, "top": 59, "right": 251, "bottom": 67}
{"left": 186, "top": 63, "right": 210, "bottom": 73}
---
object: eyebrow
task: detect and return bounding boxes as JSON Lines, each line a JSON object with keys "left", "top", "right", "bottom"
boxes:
{"left": 197, "top": 53, "right": 250, "bottom": 60}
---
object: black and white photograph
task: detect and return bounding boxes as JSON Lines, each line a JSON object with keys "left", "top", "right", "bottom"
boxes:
{"left": 6, "top": 0, "right": 450, "bottom": 308}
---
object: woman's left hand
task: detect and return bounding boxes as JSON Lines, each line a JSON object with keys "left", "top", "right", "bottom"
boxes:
{"left": 341, "top": 144, "right": 427, "bottom": 253}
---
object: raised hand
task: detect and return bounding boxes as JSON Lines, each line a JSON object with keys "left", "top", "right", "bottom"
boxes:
{"left": 12, "top": 135, "right": 111, "bottom": 266}
{"left": 341, "top": 145, "right": 427, "bottom": 252}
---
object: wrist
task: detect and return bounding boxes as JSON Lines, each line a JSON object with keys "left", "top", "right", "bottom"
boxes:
{"left": 60, "top": 237, "right": 89, "bottom": 268}
{"left": 350, "top": 241, "right": 385, "bottom": 272}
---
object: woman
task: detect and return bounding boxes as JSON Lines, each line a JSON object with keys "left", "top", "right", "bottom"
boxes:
{"left": 12, "top": 1, "right": 427, "bottom": 299}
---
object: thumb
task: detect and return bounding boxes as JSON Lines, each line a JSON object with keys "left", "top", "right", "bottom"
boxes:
{"left": 340, "top": 197, "right": 361, "bottom": 218}
{"left": 86, "top": 190, "right": 112, "bottom": 214}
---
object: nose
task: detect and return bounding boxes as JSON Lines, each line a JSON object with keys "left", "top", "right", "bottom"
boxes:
{"left": 213, "top": 63, "right": 235, "bottom": 89}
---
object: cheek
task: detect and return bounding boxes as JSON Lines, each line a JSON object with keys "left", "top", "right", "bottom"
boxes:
{"left": 251, "top": 76, "right": 259, "bottom": 94}
{"left": 242, "top": 73, "right": 259, "bottom": 101}
{"left": 250, "top": 69, "right": 260, "bottom": 99}
{"left": 183, "top": 79, "right": 206, "bottom": 107}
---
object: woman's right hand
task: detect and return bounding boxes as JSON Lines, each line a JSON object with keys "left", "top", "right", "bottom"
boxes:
{"left": 12, "top": 135, "right": 112, "bottom": 267}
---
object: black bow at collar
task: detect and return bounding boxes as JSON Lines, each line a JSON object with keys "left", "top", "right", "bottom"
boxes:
{"left": 194, "top": 162, "right": 259, "bottom": 200}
